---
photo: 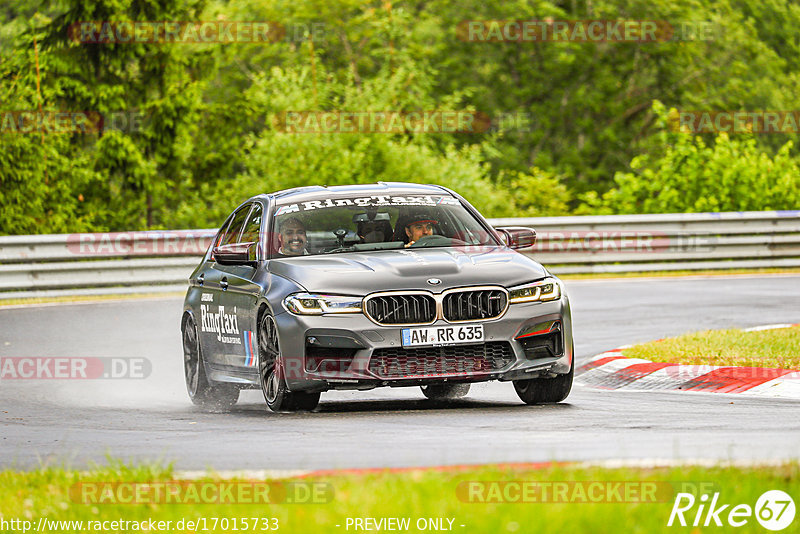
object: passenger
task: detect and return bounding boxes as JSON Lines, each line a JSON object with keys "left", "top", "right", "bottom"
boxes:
{"left": 357, "top": 219, "right": 393, "bottom": 243}
{"left": 276, "top": 217, "right": 308, "bottom": 256}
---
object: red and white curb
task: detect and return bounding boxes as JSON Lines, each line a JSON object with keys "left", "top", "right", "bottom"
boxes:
{"left": 576, "top": 324, "right": 800, "bottom": 399}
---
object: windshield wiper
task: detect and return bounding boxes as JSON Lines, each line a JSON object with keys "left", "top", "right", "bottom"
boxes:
{"left": 324, "top": 242, "right": 405, "bottom": 254}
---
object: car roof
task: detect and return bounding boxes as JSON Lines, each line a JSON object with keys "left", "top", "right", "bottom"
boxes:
{"left": 251, "top": 182, "right": 453, "bottom": 205}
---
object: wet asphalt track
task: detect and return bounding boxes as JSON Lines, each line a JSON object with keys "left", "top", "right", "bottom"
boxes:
{"left": 1, "top": 275, "right": 799, "bottom": 470}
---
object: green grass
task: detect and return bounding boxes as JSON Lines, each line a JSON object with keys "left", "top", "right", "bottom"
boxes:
{"left": 1, "top": 461, "right": 798, "bottom": 533}
{"left": 625, "top": 326, "right": 800, "bottom": 369}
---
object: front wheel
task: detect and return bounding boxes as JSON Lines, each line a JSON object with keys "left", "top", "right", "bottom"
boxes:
{"left": 513, "top": 360, "right": 573, "bottom": 405}
{"left": 258, "top": 313, "right": 320, "bottom": 412}
{"left": 421, "top": 383, "right": 470, "bottom": 400}
{"left": 182, "top": 315, "right": 239, "bottom": 410}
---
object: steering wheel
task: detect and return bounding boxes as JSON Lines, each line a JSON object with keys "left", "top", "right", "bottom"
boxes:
{"left": 410, "top": 234, "right": 452, "bottom": 248}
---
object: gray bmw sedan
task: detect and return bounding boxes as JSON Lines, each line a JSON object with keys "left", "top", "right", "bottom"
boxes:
{"left": 182, "top": 182, "right": 573, "bottom": 412}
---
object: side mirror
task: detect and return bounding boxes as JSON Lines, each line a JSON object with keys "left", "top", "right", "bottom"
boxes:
{"left": 213, "top": 242, "right": 257, "bottom": 265}
{"left": 496, "top": 226, "right": 536, "bottom": 250}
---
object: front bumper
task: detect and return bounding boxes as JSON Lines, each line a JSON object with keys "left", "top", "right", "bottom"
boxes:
{"left": 274, "top": 295, "right": 574, "bottom": 393}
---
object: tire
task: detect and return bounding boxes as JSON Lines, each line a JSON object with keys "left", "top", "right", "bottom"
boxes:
{"left": 258, "top": 313, "right": 320, "bottom": 412}
{"left": 513, "top": 359, "right": 573, "bottom": 405}
{"left": 182, "top": 315, "right": 239, "bottom": 410}
{"left": 421, "top": 383, "right": 470, "bottom": 400}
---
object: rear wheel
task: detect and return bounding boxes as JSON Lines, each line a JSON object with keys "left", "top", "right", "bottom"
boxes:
{"left": 513, "top": 359, "right": 573, "bottom": 405}
{"left": 258, "top": 313, "right": 320, "bottom": 412}
{"left": 182, "top": 315, "right": 239, "bottom": 410}
{"left": 421, "top": 383, "right": 470, "bottom": 400}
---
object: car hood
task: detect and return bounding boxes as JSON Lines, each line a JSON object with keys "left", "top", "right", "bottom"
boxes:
{"left": 268, "top": 247, "right": 547, "bottom": 294}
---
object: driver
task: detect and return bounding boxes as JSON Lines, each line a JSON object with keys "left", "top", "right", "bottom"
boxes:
{"left": 403, "top": 212, "right": 438, "bottom": 247}
{"left": 276, "top": 217, "right": 308, "bottom": 256}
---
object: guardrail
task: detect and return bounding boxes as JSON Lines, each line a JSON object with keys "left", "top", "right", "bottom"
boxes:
{"left": 0, "top": 211, "right": 798, "bottom": 298}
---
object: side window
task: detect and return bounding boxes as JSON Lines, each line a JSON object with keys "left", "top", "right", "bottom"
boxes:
{"left": 212, "top": 214, "right": 233, "bottom": 249}
{"left": 240, "top": 203, "right": 263, "bottom": 244}
{"left": 218, "top": 204, "right": 251, "bottom": 246}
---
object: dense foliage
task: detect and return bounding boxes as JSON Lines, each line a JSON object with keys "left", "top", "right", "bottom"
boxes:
{"left": 580, "top": 102, "right": 800, "bottom": 214}
{"left": 1, "top": 0, "right": 799, "bottom": 234}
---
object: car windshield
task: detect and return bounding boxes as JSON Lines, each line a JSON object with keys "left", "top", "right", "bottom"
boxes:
{"left": 269, "top": 193, "right": 501, "bottom": 258}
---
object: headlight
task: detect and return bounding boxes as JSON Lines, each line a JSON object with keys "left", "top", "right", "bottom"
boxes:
{"left": 283, "top": 293, "right": 363, "bottom": 315}
{"left": 507, "top": 278, "right": 561, "bottom": 304}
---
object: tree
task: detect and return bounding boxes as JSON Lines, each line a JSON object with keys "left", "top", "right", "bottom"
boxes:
{"left": 580, "top": 102, "right": 800, "bottom": 214}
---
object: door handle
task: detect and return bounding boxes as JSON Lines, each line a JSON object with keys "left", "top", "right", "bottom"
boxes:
{"left": 197, "top": 273, "right": 204, "bottom": 286}
{"left": 220, "top": 277, "right": 228, "bottom": 290}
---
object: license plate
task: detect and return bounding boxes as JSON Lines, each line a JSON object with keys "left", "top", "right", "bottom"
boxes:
{"left": 401, "top": 324, "right": 484, "bottom": 348}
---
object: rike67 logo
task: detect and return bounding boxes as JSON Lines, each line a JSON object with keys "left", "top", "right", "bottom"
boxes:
{"left": 668, "top": 490, "right": 795, "bottom": 530}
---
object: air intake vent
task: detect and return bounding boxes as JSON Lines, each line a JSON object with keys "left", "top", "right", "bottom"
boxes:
{"left": 442, "top": 289, "right": 507, "bottom": 322}
{"left": 365, "top": 293, "right": 436, "bottom": 325}
{"left": 369, "top": 342, "right": 514, "bottom": 378}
